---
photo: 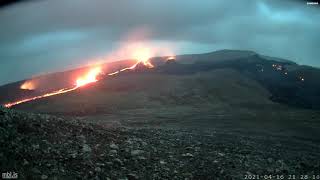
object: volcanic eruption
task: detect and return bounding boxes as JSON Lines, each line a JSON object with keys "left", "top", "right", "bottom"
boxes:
{"left": 75, "top": 67, "right": 102, "bottom": 87}
{"left": 3, "top": 51, "right": 156, "bottom": 108}
{"left": 20, "top": 81, "right": 36, "bottom": 90}
{"left": 3, "top": 66, "right": 102, "bottom": 108}
{"left": 107, "top": 48, "right": 154, "bottom": 76}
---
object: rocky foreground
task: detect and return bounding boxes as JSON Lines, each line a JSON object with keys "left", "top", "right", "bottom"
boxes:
{"left": 0, "top": 107, "right": 319, "bottom": 179}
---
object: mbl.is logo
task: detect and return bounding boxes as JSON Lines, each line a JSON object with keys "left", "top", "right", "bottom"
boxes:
{"left": 2, "top": 172, "right": 18, "bottom": 179}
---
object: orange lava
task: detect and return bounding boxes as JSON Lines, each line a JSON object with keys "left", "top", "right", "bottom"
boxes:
{"left": 167, "top": 56, "right": 175, "bottom": 60}
{"left": 133, "top": 47, "right": 154, "bottom": 68}
{"left": 4, "top": 52, "right": 155, "bottom": 108}
{"left": 76, "top": 67, "right": 102, "bottom": 87}
{"left": 107, "top": 60, "right": 151, "bottom": 76}
{"left": 20, "top": 81, "right": 36, "bottom": 90}
{"left": 4, "top": 67, "right": 102, "bottom": 108}
{"left": 108, "top": 48, "right": 154, "bottom": 76}
{"left": 4, "top": 87, "right": 78, "bottom": 108}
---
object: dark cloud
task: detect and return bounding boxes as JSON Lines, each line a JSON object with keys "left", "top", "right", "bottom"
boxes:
{"left": 0, "top": 0, "right": 319, "bottom": 85}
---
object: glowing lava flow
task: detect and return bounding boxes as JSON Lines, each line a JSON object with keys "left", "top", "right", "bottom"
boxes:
{"left": 4, "top": 56, "right": 155, "bottom": 108}
{"left": 107, "top": 49, "right": 154, "bottom": 76}
{"left": 4, "top": 67, "right": 102, "bottom": 108}
{"left": 4, "top": 87, "right": 78, "bottom": 108}
{"left": 76, "top": 67, "right": 102, "bottom": 87}
{"left": 107, "top": 59, "right": 153, "bottom": 76}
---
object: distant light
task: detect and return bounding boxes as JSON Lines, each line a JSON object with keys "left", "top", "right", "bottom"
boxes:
{"left": 167, "top": 56, "right": 175, "bottom": 60}
{"left": 299, "top": 76, "right": 305, "bottom": 81}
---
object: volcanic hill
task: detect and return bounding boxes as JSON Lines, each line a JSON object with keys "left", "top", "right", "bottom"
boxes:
{"left": 1, "top": 49, "right": 320, "bottom": 179}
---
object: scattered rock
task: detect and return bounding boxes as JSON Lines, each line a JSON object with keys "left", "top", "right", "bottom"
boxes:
{"left": 160, "top": 160, "right": 166, "bottom": 165}
{"left": 1, "top": 107, "right": 318, "bottom": 179}
{"left": 82, "top": 144, "right": 91, "bottom": 153}
{"left": 109, "top": 150, "right": 118, "bottom": 155}
{"left": 137, "top": 156, "right": 146, "bottom": 160}
{"left": 110, "top": 143, "right": 119, "bottom": 149}
{"left": 32, "top": 144, "right": 40, "bottom": 150}
{"left": 131, "top": 150, "right": 144, "bottom": 156}
{"left": 31, "top": 168, "right": 41, "bottom": 174}
{"left": 106, "top": 161, "right": 113, "bottom": 166}
{"left": 246, "top": 171, "right": 253, "bottom": 175}
{"left": 126, "top": 139, "right": 133, "bottom": 144}
{"left": 118, "top": 177, "right": 128, "bottom": 180}
{"left": 182, "top": 153, "right": 194, "bottom": 158}
{"left": 114, "top": 158, "right": 123, "bottom": 166}
{"left": 71, "top": 153, "right": 77, "bottom": 158}
{"left": 183, "top": 172, "right": 193, "bottom": 179}
{"left": 95, "top": 167, "right": 102, "bottom": 172}
{"left": 41, "top": 175, "right": 48, "bottom": 180}
{"left": 23, "top": 159, "right": 29, "bottom": 166}
{"left": 96, "top": 163, "right": 105, "bottom": 167}
{"left": 127, "top": 173, "right": 139, "bottom": 180}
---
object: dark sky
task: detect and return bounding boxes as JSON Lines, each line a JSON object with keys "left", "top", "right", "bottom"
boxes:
{"left": 0, "top": 0, "right": 319, "bottom": 85}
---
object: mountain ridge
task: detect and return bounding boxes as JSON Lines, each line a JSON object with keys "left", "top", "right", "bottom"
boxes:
{"left": 1, "top": 49, "right": 319, "bottom": 109}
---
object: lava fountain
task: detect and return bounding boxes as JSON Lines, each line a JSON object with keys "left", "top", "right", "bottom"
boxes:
{"left": 75, "top": 67, "right": 102, "bottom": 87}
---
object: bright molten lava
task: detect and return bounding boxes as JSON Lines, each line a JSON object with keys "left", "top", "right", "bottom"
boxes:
{"left": 133, "top": 48, "right": 154, "bottom": 68}
{"left": 20, "top": 81, "right": 36, "bottom": 90}
{"left": 4, "top": 67, "right": 103, "bottom": 108}
{"left": 4, "top": 87, "right": 78, "bottom": 108}
{"left": 4, "top": 54, "right": 155, "bottom": 108}
{"left": 108, "top": 48, "right": 154, "bottom": 76}
{"left": 76, "top": 67, "right": 102, "bottom": 87}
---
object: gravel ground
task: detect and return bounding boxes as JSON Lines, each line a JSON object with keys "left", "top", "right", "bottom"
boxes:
{"left": 1, "top": 107, "right": 319, "bottom": 179}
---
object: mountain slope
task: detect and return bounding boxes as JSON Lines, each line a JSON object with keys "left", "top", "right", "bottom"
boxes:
{"left": 12, "top": 69, "right": 273, "bottom": 115}
{"left": 1, "top": 49, "right": 320, "bottom": 110}
{"left": 0, "top": 59, "right": 136, "bottom": 105}
{"left": 10, "top": 67, "right": 320, "bottom": 143}
{"left": 1, "top": 50, "right": 320, "bottom": 179}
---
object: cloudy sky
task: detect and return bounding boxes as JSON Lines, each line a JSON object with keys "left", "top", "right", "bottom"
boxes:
{"left": 0, "top": 0, "right": 319, "bottom": 85}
